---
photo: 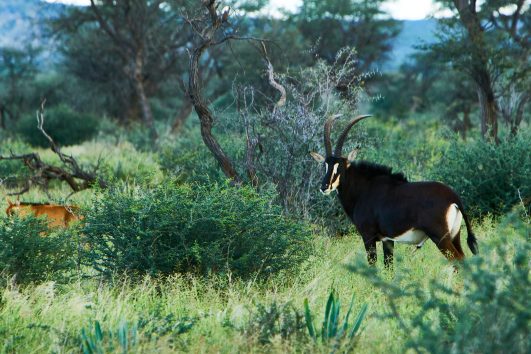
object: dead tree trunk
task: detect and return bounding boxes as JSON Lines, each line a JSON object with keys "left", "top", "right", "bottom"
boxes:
{"left": 185, "top": 2, "right": 245, "bottom": 183}
{"left": 189, "top": 43, "right": 241, "bottom": 183}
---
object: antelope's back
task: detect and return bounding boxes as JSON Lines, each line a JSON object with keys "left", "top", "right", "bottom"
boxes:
{"left": 7, "top": 204, "right": 81, "bottom": 228}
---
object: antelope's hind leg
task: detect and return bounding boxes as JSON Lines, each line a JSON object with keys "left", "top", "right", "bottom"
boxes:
{"left": 383, "top": 240, "right": 394, "bottom": 270}
{"left": 451, "top": 230, "right": 465, "bottom": 258}
{"left": 428, "top": 231, "right": 464, "bottom": 261}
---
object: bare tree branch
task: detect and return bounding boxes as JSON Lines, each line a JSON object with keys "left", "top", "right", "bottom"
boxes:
{"left": 0, "top": 100, "right": 107, "bottom": 197}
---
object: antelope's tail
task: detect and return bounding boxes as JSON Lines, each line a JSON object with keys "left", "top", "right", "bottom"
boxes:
{"left": 459, "top": 205, "right": 479, "bottom": 255}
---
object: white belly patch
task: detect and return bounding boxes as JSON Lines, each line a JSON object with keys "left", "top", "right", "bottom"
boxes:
{"left": 382, "top": 229, "right": 428, "bottom": 246}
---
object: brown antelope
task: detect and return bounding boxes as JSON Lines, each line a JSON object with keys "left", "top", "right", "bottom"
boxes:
{"left": 310, "top": 115, "right": 478, "bottom": 267}
{"left": 6, "top": 199, "right": 82, "bottom": 228}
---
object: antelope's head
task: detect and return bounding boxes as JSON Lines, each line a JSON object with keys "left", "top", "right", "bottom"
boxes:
{"left": 310, "top": 114, "right": 371, "bottom": 195}
{"left": 5, "top": 197, "right": 20, "bottom": 216}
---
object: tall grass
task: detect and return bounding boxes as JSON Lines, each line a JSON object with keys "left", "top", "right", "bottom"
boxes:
{"left": 1, "top": 215, "right": 523, "bottom": 353}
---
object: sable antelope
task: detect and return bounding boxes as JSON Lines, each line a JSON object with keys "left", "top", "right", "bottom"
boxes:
{"left": 6, "top": 199, "right": 82, "bottom": 228}
{"left": 310, "top": 115, "right": 478, "bottom": 267}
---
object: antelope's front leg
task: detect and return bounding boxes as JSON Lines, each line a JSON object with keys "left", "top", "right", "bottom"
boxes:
{"left": 362, "top": 236, "right": 377, "bottom": 266}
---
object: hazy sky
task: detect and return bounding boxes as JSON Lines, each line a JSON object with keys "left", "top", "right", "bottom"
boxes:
{"left": 45, "top": 0, "right": 447, "bottom": 20}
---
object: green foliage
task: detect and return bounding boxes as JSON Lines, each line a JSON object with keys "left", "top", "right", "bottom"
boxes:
{"left": 0, "top": 138, "right": 32, "bottom": 188}
{"left": 0, "top": 215, "right": 75, "bottom": 283}
{"left": 245, "top": 301, "right": 306, "bottom": 344}
{"left": 429, "top": 132, "right": 530, "bottom": 217}
{"left": 64, "top": 141, "right": 164, "bottom": 185}
{"left": 16, "top": 104, "right": 99, "bottom": 147}
{"left": 304, "top": 290, "right": 367, "bottom": 350}
{"left": 80, "top": 320, "right": 139, "bottom": 354}
{"left": 295, "top": 0, "right": 401, "bottom": 69}
{"left": 82, "top": 182, "right": 313, "bottom": 279}
{"left": 158, "top": 125, "right": 228, "bottom": 185}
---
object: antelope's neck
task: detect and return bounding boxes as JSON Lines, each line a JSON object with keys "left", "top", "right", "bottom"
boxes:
{"left": 337, "top": 166, "right": 362, "bottom": 218}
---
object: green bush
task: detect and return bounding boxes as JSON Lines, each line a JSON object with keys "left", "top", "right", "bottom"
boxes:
{"left": 244, "top": 301, "right": 306, "bottom": 344}
{"left": 82, "top": 182, "right": 313, "bottom": 279}
{"left": 0, "top": 216, "right": 75, "bottom": 283}
{"left": 16, "top": 104, "right": 99, "bottom": 147}
{"left": 429, "top": 132, "right": 530, "bottom": 217}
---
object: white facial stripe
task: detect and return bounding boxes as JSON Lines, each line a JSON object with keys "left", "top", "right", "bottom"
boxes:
{"left": 331, "top": 174, "right": 340, "bottom": 188}
{"left": 332, "top": 163, "right": 339, "bottom": 176}
{"left": 323, "top": 163, "right": 341, "bottom": 193}
{"left": 325, "top": 163, "right": 328, "bottom": 173}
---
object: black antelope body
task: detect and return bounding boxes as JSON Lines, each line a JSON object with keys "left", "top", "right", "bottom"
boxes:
{"left": 310, "top": 115, "right": 478, "bottom": 267}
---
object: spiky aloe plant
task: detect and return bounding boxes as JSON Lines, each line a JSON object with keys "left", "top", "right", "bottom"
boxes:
{"left": 304, "top": 290, "right": 368, "bottom": 348}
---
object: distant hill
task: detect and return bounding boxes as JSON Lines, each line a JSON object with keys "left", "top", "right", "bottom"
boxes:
{"left": 0, "top": 1, "right": 438, "bottom": 71}
{"left": 383, "top": 19, "right": 438, "bottom": 72}
{"left": 0, "top": 0, "right": 63, "bottom": 49}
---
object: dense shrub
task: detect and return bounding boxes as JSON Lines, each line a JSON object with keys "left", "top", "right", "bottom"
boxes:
{"left": 0, "top": 216, "right": 75, "bottom": 283}
{"left": 429, "top": 132, "right": 530, "bottom": 217}
{"left": 82, "top": 182, "right": 313, "bottom": 279}
{"left": 16, "top": 104, "right": 99, "bottom": 147}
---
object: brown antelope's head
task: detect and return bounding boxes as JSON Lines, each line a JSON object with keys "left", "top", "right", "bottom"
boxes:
{"left": 5, "top": 198, "right": 20, "bottom": 216}
{"left": 310, "top": 114, "right": 371, "bottom": 195}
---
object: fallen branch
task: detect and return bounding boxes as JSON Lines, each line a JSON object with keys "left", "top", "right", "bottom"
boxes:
{"left": 0, "top": 100, "right": 107, "bottom": 197}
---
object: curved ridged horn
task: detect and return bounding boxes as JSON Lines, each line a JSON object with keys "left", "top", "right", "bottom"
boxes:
{"left": 323, "top": 116, "right": 336, "bottom": 157}
{"left": 334, "top": 114, "right": 372, "bottom": 156}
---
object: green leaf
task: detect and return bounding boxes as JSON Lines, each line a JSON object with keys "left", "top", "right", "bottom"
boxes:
{"left": 304, "top": 298, "right": 316, "bottom": 340}
{"left": 342, "top": 294, "right": 355, "bottom": 335}
{"left": 322, "top": 290, "right": 335, "bottom": 340}
{"left": 349, "top": 303, "right": 368, "bottom": 339}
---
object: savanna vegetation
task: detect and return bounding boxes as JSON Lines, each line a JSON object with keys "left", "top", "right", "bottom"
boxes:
{"left": 0, "top": 0, "right": 529, "bottom": 353}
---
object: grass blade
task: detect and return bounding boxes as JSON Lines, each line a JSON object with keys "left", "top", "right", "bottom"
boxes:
{"left": 341, "top": 294, "right": 355, "bottom": 335}
{"left": 349, "top": 303, "right": 368, "bottom": 339}
{"left": 304, "top": 298, "right": 316, "bottom": 340}
{"left": 322, "top": 290, "right": 334, "bottom": 341}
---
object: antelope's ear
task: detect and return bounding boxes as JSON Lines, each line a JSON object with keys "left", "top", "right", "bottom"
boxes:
{"left": 347, "top": 149, "right": 359, "bottom": 161}
{"left": 6, "top": 198, "right": 12, "bottom": 206}
{"left": 310, "top": 152, "right": 325, "bottom": 163}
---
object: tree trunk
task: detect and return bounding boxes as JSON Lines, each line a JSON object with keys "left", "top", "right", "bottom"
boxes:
{"left": 453, "top": 0, "right": 499, "bottom": 143}
{"left": 477, "top": 84, "right": 498, "bottom": 143}
{"left": 171, "top": 99, "right": 193, "bottom": 133}
{"left": 462, "top": 106, "right": 471, "bottom": 139}
{"left": 133, "top": 52, "right": 158, "bottom": 141}
{"left": 0, "top": 104, "right": 6, "bottom": 129}
{"left": 188, "top": 45, "right": 241, "bottom": 183}
{"left": 511, "top": 95, "right": 529, "bottom": 137}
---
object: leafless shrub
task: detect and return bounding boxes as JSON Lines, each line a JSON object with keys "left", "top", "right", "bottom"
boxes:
{"left": 237, "top": 48, "right": 372, "bottom": 232}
